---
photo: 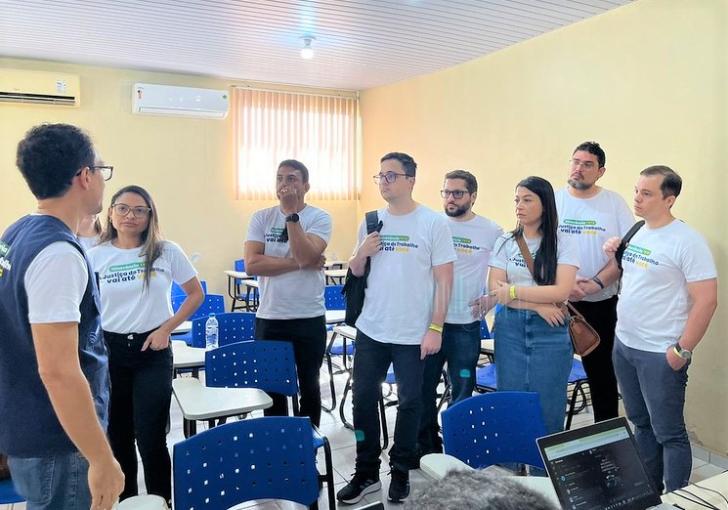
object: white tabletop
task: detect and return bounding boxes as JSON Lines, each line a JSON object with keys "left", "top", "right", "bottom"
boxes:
{"left": 325, "top": 309, "right": 345, "bottom": 324}
{"left": 172, "top": 377, "right": 273, "bottom": 420}
{"left": 324, "top": 268, "right": 347, "bottom": 279}
{"left": 333, "top": 324, "right": 357, "bottom": 340}
{"left": 224, "top": 270, "right": 251, "bottom": 279}
{"left": 172, "top": 340, "right": 205, "bottom": 369}
{"left": 244, "top": 279, "right": 259, "bottom": 288}
{"left": 324, "top": 260, "right": 348, "bottom": 268}
{"left": 662, "top": 471, "right": 728, "bottom": 508}
{"left": 173, "top": 321, "right": 192, "bottom": 334}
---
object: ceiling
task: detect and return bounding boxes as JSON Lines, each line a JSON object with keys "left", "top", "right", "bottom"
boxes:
{"left": 0, "top": 0, "right": 631, "bottom": 91}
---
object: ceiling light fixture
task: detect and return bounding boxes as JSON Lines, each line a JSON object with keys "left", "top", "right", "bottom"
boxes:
{"left": 300, "top": 36, "right": 315, "bottom": 59}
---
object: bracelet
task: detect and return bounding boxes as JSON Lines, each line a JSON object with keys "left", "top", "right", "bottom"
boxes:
{"left": 592, "top": 276, "right": 605, "bottom": 289}
{"left": 428, "top": 323, "right": 443, "bottom": 334}
{"left": 509, "top": 285, "right": 517, "bottom": 301}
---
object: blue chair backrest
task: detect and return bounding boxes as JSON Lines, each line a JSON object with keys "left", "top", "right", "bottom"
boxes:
{"left": 171, "top": 279, "right": 207, "bottom": 298}
{"left": 205, "top": 340, "right": 298, "bottom": 396}
{"left": 189, "top": 312, "right": 256, "bottom": 348}
{"left": 234, "top": 259, "right": 245, "bottom": 272}
{"left": 480, "top": 320, "right": 491, "bottom": 339}
{"left": 173, "top": 417, "right": 319, "bottom": 509}
{"left": 441, "top": 391, "right": 546, "bottom": 469}
{"left": 325, "top": 285, "right": 346, "bottom": 310}
{"left": 172, "top": 292, "right": 224, "bottom": 318}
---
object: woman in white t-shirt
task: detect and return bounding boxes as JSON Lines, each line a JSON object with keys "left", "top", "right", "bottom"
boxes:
{"left": 487, "top": 176, "right": 579, "bottom": 436}
{"left": 77, "top": 213, "right": 102, "bottom": 251}
{"left": 88, "top": 185, "right": 203, "bottom": 505}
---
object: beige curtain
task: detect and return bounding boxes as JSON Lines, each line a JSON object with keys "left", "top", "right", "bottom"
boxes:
{"left": 232, "top": 88, "right": 358, "bottom": 200}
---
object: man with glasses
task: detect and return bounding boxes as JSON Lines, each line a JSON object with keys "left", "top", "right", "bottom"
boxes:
{"left": 0, "top": 124, "right": 124, "bottom": 509}
{"left": 555, "top": 141, "right": 634, "bottom": 423}
{"left": 417, "top": 170, "right": 502, "bottom": 457}
{"left": 244, "top": 159, "right": 331, "bottom": 428}
{"left": 337, "top": 152, "right": 455, "bottom": 505}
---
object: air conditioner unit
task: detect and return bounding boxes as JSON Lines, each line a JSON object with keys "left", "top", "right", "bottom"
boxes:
{"left": 0, "top": 69, "right": 80, "bottom": 106}
{"left": 132, "top": 83, "right": 229, "bottom": 119}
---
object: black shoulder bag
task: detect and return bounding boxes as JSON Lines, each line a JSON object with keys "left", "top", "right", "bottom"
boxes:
{"left": 342, "top": 211, "right": 382, "bottom": 327}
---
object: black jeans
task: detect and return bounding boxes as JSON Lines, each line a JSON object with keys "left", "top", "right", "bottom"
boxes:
{"left": 352, "top": 330, "right": 424, "bottom": 475}
{"left": 254, "top": 316, "right": 326, "bottom": 427}
{"left": 105, "top": 330, "right": 173, "bottom": 503}
{"left": 569, "top": 295, "right": 619, "bottom": 422}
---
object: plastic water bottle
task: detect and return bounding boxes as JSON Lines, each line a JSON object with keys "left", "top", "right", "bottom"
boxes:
{"left": 205, "top": 313, "right": 219, "bottom": 351}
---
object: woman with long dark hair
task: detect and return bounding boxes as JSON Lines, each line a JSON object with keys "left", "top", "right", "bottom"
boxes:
{"left": 88, "top": 185, "right": 203, "bottom": 504}
{"left": 487, "top": 176, "right": 579, "bottom": 435}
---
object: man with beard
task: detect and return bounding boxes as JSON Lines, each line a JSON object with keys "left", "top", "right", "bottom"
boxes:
{"left": 555, "top": 141, "right": 634, "bottom": 422}
{"left": 417, "top": 170, "right": 502, "bottom": 457}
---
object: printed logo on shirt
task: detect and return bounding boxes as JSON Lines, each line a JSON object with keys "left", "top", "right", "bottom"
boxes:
{"left": 559, "top": 219, "right": 605, "bottom": 236}
{"left": 0, "top": 241, "right": 11, "bottom": 277}
{"left": 264, "top": 227, "right": 287, "bottom": 244}
{"left": 452, "top": 236, "right": 484, "bottom": 256}
{"left": 100, "top": 261, "right": 163, "bottom": 283}
{"left": 381, "top": 234, "right": 418, "bottom": 253}
{"left": 623, "top": 244, "right": 659, "bottom": 269}
{"left": 510, "top": 251, "right": 537, "bottom": 269}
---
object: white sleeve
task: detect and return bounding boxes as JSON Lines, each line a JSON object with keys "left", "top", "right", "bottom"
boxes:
{"left": 431, "top": 217, "right": 457, "bottom": 266}
{"left": 681, "top": 235, "right": 718, "bottom": 283}
{"left": 489, "top": 235, "right": 509, "bottom": 270}
{"left": 246, "top": 211, "right": 266, "bottom": 243}
{"left": 165, "top": 242, "right": 198, "bottom": 284}
{"left": 25, "top": 242, "right": 89, "bottom": 324}
{"left": 557, "top": 232, "right": 581, "bottom": 269}
{"left": 306, "top": 210, "right": 332, "bottom": 244}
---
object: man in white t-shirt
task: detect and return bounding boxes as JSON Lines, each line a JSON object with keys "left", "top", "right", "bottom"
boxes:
{"left": 0, "top": 124, "right": 124, "bottom": 509}
{"left": 555, "top": 141, "right": 634, "bottom": 423}
{"left": 337, "top": 152, "right": 455, "bottom": 505}
{"left": 244, "top": 159, "right": 332, "bottom": 428}
{"left": 604, "top": 166, "right": 717, "bottom": 492}
{"left": 417, "top": 170, "right": 502, "bottom": 457}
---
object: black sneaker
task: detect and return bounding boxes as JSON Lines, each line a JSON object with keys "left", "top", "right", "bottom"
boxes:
{"left": 387, "top": 469, "right": 410, "bottom": 503}
{"left": 336, "top": 472, "right": 381, "bottom": 504}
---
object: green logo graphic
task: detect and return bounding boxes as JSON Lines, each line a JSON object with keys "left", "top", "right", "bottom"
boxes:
{"left": 626, "top": 244, "right": 651, "bottom": 256}
{"left": 452, "top": 236, "right": 472, "bottom": 244}
{"left": 563, "top": 219, "right": 597, "bottom": 226}
{"left": 109, "top": 261, "right": 145, "bottom": 272}
{"left": 380, "top": 235, "right": 410, "bottom": 242}
{"left": 0, "top": 241, "right": 10, "bottom": 257}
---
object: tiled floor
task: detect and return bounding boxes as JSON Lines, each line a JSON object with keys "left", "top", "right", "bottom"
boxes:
{"left": 6, "top": 360, "right": 724, "bottom": 509}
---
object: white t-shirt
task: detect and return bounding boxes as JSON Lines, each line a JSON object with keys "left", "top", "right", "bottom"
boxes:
{"left": 489, "top": 231, "right": 580, "bottom": 287}
{"left": 445, "top": 215, "right": 503, "bottom": 324}
{"left": 246, "top": 204, "right": 332, "bottom": 320}
{"left": 78, "top": 235, "right": 100, "bottom": 252}
{"left": 88, "top": 240, "right": 197, "bottom": 334}
{"left": 355, "top": 205, "right": 456, "bottom": 345}
{"left": 26, "top": 242, "right": 88, "bottom": 324}
{"left": 616, "top": 220, "right": 717, "bottom": 352}
{"left": 555, "top": 187, "right": 634, "bottom": 301}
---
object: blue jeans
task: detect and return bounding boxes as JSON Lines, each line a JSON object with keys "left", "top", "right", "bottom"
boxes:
{"left": 352, "top": 330, "right": 425, "bottom": 475}
{"left": 613, "top": 338, "right": 691, "bottom": 492}
{"left": 8, "top": 451, "right": 91, "bottom": 510}
{"left": 494, "top": 307, "right": 572, "bottom": 435}
{"left": 418, "top": 321, "right": 481, "bottom": 454}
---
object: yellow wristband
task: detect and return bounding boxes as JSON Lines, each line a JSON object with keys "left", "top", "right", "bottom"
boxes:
{"left": 509, "top": 285, "right": 517, "bottom": 300}
{"left": 428, "top": 323, "right": 443, "bottom": 334}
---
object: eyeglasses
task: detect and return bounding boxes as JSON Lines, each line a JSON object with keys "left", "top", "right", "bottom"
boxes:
{"left": 373, "top": 172, "right": 411, "bottom": 184}
{"left": 440, "top": 189, "right": 469, "bottom": 199}
{"left": 111, "top": 203, "right": 152, "bottom": 218}
{"left": 570, "top": 158, "right": 597, "bottom": 170}
{"left": 75, "top": 165, "right": 114, "bottom": 181}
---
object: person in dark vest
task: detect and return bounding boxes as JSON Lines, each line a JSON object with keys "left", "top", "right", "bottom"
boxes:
{"left": 0, "top": 124, "right": 124, "bottom": 510}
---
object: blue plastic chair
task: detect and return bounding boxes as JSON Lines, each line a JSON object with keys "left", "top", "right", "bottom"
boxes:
{"left": 171, "top": 279, "right": 207, "bottom": 298}
{"left": 173, "top": 417, "right": 334, "bottom": 509}
{"left": 204, "top": 341, "right": 335, "bottom": 507}
{"left": 0, "top": 478, "right": 24, "bottom": 507}
{"left": 228, "top": 259, "right": 259, "bottom": 312}
{"left": 171, "top": 292, "right": 224, "bottom": 317}
{"left": 184, "top": 312, "right": 256, "bottom": 348}
{"left": 441, "top": 391, "right": 546, "bottom": 469}
{"left": 324, "top": 285, "right": 346, "bottom": 310}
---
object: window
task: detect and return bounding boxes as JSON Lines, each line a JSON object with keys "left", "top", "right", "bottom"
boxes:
{"left": 232, "top": 87, "right": 358, "bottom": 200}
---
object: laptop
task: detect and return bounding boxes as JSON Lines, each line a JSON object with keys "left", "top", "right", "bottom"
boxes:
{"left": 536, "top": 417, "right": 677, "bottom": 510}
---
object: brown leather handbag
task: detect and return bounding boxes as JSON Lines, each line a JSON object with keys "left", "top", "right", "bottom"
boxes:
{"left": 515, "top": 235, "right": 600, "bottom": 356}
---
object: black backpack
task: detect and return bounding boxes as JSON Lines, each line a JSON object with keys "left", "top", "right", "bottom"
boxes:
{"left": 342, "top": 211, "right": 382, "bottom": 327}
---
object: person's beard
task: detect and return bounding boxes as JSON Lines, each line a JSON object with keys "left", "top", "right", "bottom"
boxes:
{"left": 568, "top": 178, "right": 593, "bottom": 191}
{"left": 445, "top": 204, "right": 470, "bottom": 217}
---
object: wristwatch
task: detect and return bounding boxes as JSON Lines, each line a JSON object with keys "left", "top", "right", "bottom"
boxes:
{"left": 672, "top": 343, "right": 692, "bottom": 360}
{"left": 285, "top": 213, "right": 300, "bottom": 223}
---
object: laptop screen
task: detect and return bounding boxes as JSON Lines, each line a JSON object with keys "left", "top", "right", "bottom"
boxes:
{"left": 537, "top": 418, "right": 662, "bottom": 510}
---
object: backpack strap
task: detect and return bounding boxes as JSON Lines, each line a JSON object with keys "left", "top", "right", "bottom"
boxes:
{"left": 616, "top": 220, "right": 645, "bottom": 271}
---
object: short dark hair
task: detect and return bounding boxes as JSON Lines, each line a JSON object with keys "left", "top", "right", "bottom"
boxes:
{"left": 16, "top": 123, "right": 95, "bottom": 199}
{"left": 640, "top": 165, "right": 682, "bottom": 198}
{"left": 573, "top": 141, "right": 606, "bottom": 168}
{"left": 278, "top": 159, "right": 309, "bottom": 183}
{"left": 445, "top": 169, "right": 478, "bottom": 194}
{"left": 381, "top": 152, "right": 417, "bottom": 176}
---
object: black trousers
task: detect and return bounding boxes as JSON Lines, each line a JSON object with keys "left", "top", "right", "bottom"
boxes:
{"left": 254, "top": 316, "right": 326, "bottom": 427}
{"left": 104, "top": 330, "right": 172, "bottom": 503}
{"left": 569, "top": 295, "right": 620, "bottom": 422}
